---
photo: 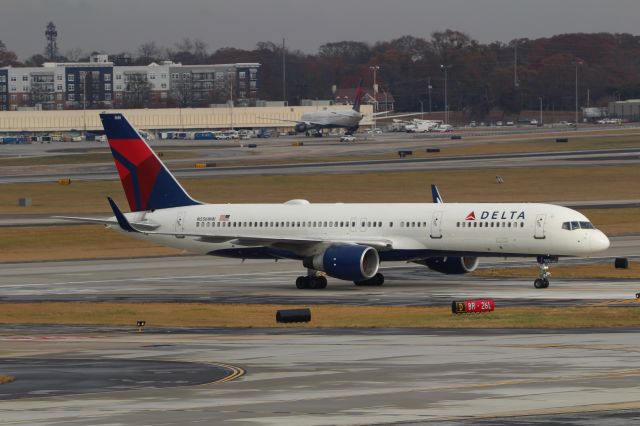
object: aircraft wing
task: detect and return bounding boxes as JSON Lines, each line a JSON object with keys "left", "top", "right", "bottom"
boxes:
{"left": 257, "top": 117, "right": 329, "bottom": 127}
{"left": 369, "top": 112, "right": 421, "bottom": 119}
{"left": 100, "top": 198, "right": 394, "bottom": 254}
{"left": 54, "top": 215, "right": 161, "bottom": 231}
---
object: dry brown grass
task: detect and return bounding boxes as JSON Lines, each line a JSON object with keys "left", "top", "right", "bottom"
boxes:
{"left": 0, "top": 302, "right": 638, "bottom": 328}
{"left": 0, "top": 225, "right": 183, "bottom": 263}
{"left": 0, "top": 150, "right": 195, "bottom": 167}
{"left": 473, "top": 261, "right": 640, "bottom": 279}
{"left": 0, "top": 375, "right": 15, "bottom": 384}
{"left": 1, "top": 165, "right": 639, "bottom": 215}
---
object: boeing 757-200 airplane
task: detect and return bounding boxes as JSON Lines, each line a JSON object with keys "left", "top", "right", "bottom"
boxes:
{"left": 59, "top": 113, "right": 610, "bottom": 289}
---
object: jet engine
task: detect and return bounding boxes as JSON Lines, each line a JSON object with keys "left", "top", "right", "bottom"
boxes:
{"left": 303, "top": 245, "right": 379, "bottom": 281}
{"left": 418, "top": 256, "right": 479, "bottom": 274}
{"left": 295, "top": 122, "right": 308, "bottom": 133}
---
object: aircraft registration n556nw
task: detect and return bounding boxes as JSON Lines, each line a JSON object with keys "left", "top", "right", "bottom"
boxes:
{"left": 60, "top": 113, "right": 610, "bottom": 289}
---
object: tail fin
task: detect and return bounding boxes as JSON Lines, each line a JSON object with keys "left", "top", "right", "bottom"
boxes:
{"left": 100, "top": 113, "right": 200, "bottom": 212}
{"left": 352, "top": 79, "right": 364, "bottom": 112}
{"left": 431, "top": 184, "right": 444, "bottom": 203}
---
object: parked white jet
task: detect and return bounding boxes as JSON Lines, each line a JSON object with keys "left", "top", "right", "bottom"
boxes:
{"left": 59, "top": 113, "right": 610, "bottom": 290}
{"left": 263, "top": 81, "right": 416, "bottom": 136}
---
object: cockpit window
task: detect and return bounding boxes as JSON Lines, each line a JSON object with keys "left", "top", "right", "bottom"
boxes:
{"left": 562, "top": 221, "right": 596, "bottom": 230}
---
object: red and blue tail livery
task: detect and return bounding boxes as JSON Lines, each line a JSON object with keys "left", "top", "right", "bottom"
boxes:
{"left": 100, "top": 113, "right": 200, "bottom": 212}
{"left": 352, "top": 79, "right": 364, "bottom": 112}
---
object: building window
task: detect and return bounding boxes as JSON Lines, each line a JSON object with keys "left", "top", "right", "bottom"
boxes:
{"left": 115, "top": 74, "right": 122, "bottom": 80}
{"left": 161, "top": 73, "right": 167, "bottom": 79}
{"left": 105, "top": 93, "right": 111, "bottom": 101}
{"left": 104, "top": 74, "right": 111, "bottom": 82}
{"left": 0, "top": 76, "right": 5, "bottom": 83}
{"left": 68, "top": 84, "right": 75, "bottom": 91}
{"left": 56, "top": 93, "right": 62, "bottom": 100}
{"left": 105, "top": 83, "right": 111, "bottom": 91}
{"left": 57, "top": 74, "right": 63, "bottom": 80}
{"left": 161, "top": 83, "right": 167, "bottom": 89}
{"left": 149, "top": 72, "right": 155, "bottom": 79}
{"left": 10, "top": 86, "right": 16, "bottom": 91}
{"left": 68, "top": 93, "right": 75, "bottom": 101}
{"left": 10, "top": 76, "right": 16, "bottom": 81}
{"left": 22, "top": 75, "right": 28, "bottom": 81}
{"left": 68, "top": 74, "right": 74, "bottom": 82}
{"left": 116, "top": 85, "right": 122, "bottom": 90}
{"left": 183, "top": 73, "right": 190, "bottom": 79}
{"left": 10, "top": 94, "right": 17, "bottom": 101}
{"left": 239, "top": 71, "right": 246, "bottom": 79}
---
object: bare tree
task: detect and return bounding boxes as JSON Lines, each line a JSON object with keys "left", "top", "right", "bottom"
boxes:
{"left": 171, "top": 78, "right": 194, "bottom": 107}
{"left": 123, "top": 74, "right": 152, "bottom": 108}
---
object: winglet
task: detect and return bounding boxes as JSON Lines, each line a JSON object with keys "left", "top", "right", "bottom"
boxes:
{"left": 107, "top": 197, "right": 138, "bottom": 232}
{"left": 431, "top": 184, "right": 444, "bottom": 204}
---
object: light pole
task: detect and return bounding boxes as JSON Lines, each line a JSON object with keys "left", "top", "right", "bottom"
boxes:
{"left": 369, "top": 65, "right": 380, "bottom": 130}
{"left": 440, "top": 64, "right": 452, "bottom": 124}
{"left": 538, "top": 96, "right": 543, "bottom": 126}
{"left": 427, "top": 77, "right": 432, "bottom": 113}
{"left": 418, "top": 100, "right": 424, "bottom": 120}
{"left": 574, "top": 61, "right": 582, "bottom": 129}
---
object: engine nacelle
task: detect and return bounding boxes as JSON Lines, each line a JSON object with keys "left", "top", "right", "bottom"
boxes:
{"left": 421, "top": 256, "right": 479, "bottom": 274}
{"left": 295, "top": 122, "right": 308, "bottom": 133}
{"left": 303, "top": 245, "right": 379, "bottom": 281}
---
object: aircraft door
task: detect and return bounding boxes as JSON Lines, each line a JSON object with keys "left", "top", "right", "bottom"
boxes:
{"left": 430, "top": 211, "right": 444, "bottom": 239}
{"left": 175, "top": 211, "right": 186, "bottom": 237}
{"left": 534, "top": 214, "right": 546, "bottom": 239}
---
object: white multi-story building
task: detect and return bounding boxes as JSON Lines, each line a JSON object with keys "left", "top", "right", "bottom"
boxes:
{"left": 0, "top": 55, "right": 260, "bottom": 111}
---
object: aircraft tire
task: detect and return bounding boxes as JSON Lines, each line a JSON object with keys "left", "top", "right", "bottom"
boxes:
{"left": 534, "top": 278, "right": 547, "bottom": 289}
{"left": 296, "top": 276, "right": 309, "bottom": 289}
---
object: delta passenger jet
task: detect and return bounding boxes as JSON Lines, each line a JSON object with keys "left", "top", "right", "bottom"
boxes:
{"left": 60, "top": 113, "right": 610, "bottom": 290}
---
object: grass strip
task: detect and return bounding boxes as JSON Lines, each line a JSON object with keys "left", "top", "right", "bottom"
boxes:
{"left": 1, "top": 165, "right": 639, "bottom": 214}
{"left": 0, "top": 303, "right": 638, "bottom": 329}
{"left": 0, "top": 225, "right": 183, "bottom": 263}
{"left": 0, "top": 375, "right": 15, "bottom": 384}
{"left": 473, "top": 261, "right": 639, "bottom": 279}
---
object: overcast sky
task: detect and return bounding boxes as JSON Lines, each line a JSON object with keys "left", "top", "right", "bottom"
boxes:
{"left": 2, "top": 0, "right": 639, "bottom": 60}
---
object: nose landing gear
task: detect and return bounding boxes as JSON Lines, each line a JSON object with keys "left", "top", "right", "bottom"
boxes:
{"left": 534, "top": 256, "right": 557, "bottom": 289}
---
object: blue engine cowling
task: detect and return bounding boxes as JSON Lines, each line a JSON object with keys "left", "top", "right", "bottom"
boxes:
{"left": 295, "top": 122, "right": 308, "bottom": 133}
{"left": 421, "top": 256, "right": 479, "bottom": 274}
{"left": 303, "top": 245, "right": 379, "bottom": 281}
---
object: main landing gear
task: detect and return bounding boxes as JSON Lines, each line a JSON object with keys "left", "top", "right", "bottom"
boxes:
{"left": 354, "top": 273, "right": 385, "bottom": 287}
{"left": 295, "top": 269, "right": 327, "bottom": 290}
{"left": 534, "top": 256, "right": 557, "bottom": 289}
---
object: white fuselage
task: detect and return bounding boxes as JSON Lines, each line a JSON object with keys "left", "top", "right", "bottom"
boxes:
{"left": 115, "top": 202, "right": 609, "bottom": 261}
{"left": 300, "top": 109, "right": 363, "bottom": 129}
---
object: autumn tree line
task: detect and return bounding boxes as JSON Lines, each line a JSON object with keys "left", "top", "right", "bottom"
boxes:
{"left": 2, "top": 30, "right": 640, "bottom": 119}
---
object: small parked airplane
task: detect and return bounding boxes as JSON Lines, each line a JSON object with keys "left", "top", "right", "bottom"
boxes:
{"left": 59, "top": 113, "right": 610, "bottom": 290}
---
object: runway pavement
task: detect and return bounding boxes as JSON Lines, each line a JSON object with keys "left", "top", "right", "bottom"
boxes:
{"left": 1, "top": 328, "right": 640, "bottom": 424}
{"left": 0, "top": 235, "right": 638, "bottom": 305}
{"left": 2, "top": 145, "right": 639, "bottom": 183}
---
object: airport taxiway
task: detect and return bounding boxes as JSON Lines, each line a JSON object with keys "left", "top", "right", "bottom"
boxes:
{"left": 0, "top": 234, "right": 638, "bottom": 305}
{"left": 1, "top": 327, "right": 640, "bottom": 424}
{"left": 2, "top": 146, "right": 640, "bottom": 184}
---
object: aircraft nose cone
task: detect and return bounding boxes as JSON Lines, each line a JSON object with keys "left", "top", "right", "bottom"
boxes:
{"left": 591, "top": 231, "right": 610, "bottom": 252}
